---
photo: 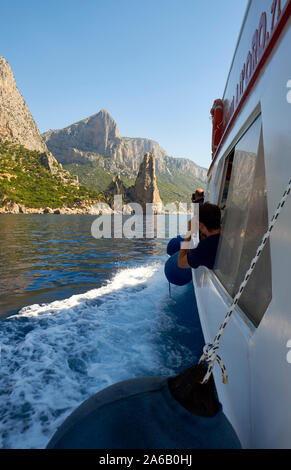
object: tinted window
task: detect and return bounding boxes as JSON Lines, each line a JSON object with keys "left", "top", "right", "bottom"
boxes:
{"left": 214, "top": 116, "right": 272, "bottom": 326}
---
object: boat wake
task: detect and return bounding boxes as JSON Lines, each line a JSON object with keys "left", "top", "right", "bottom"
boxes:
{"left": 0, "top": 263, "right": 198, "bottom": 449}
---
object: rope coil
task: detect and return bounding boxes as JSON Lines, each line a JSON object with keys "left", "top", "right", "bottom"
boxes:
{"left": 199, "top": 179, "right": 291, "bottom": 384}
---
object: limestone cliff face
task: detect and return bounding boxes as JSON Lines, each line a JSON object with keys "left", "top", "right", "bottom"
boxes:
{"left": 133, "top": 153, "right": 162, "bottom": 210}
{"left": 124, "top": 140, "right": 207, "bottom": 181}
{"left": 42, "top": 110, "right": 207, "bottom": 182}
{"left": 0, "top": 56, "right": 48, "bottom": 153}
{"left": 42, "top": 110, "right": 133, "bottom": 171}
{"left": 123, "top": 136, "right": 167, "bottom": 164}
{"left": 0, "top": 56, "right": 65, "bottom": 176}
{"left": 42, "top": 112, "right": 167, "bottom": 173}
{"left": 156, "top": 155, "right": 207, "bottom": 181}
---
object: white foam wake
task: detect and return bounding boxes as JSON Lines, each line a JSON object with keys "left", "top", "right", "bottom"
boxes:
{"left": 0, "top": 263, "right": 193, "bottom": 449}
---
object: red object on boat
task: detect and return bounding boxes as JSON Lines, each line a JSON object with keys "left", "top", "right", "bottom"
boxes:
{"left": 210, "top": 99, "right": 223, "bottom": 157}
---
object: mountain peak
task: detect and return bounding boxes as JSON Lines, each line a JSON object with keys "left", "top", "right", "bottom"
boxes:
{"left": 0, "top": 56, "right": 10, "bottom": 70}
{"left": 67, "top": 109, "right": 116, "bottom": 128}
{"left": 42, "top": 108, "right": 122, "bottom": 161}
{"left": 87, "top": 109, "right": 116, "bottom": 126}
{"left": 99, "top": 109, "right": 110, "bottom": 116}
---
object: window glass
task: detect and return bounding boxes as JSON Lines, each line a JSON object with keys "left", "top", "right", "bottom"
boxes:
{"left": 214, "top": 117, "right": 261, "bottom": 295}
{"left": 234, "top": 129, "right": 272, "bottom": 326}
{"left": 219, "top": 152, "right": 234, "bottom": 208}
{"left": 214, "top": 116, "right": 272, "bottom": 326}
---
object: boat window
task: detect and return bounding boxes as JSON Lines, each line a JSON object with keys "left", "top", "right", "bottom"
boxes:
{"left": 214, "top": 115, "right": 272, "bottom": 327}
{"left": 205, "top": 175, "right": 211, "bottom": 201}
{"left": 219, "top": 151, "right": 234, "bottom": 209}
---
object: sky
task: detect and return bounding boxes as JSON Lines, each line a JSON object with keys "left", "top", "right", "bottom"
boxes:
{"left": 0, "top": 0, "right": 248, "bottom": 169}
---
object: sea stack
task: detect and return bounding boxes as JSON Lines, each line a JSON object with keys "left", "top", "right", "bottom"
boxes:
{"left": 133, "top": 152, "right": 162, "bottom": 212}
{"left": 107, "top": 174, "right": 128, "bottom": 196}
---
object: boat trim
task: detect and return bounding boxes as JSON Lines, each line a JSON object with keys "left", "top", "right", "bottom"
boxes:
{"left": 208, "top": 0, "right": 291, "bottom": 176}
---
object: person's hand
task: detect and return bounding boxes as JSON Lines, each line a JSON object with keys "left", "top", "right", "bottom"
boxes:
{"left": 183, "top": 231, "right": 192, "bottom": 242}
{"left": 188, "top": 217, "right": 199, "bottom": 233}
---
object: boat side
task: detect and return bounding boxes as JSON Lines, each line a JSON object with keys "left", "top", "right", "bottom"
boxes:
{"left": 194, "top": 0, "right": 291, "bottom": 449}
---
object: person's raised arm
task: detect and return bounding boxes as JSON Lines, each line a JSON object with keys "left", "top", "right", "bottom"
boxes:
{"left": 178, "top": 228, "right": 192, "bottom": 269}
{"left": 178, "top": 247, "right": 191, "bottom": 269}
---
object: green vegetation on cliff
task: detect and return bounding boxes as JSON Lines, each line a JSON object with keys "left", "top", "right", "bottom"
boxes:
{"left": 63, "top": 161, "right": 135, "bottom": 194}
{"left": 156, "top": 171, "right": 206, "bottom": 205}
{"left": 0, "top": 142, "right": 103, "bottom": 209}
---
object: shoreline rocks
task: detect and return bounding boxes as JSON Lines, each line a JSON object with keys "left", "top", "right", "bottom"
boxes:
{"left": 0, "top": 201, "right": 99, "bottom": 215}
{"left": 0, "top": 201, "right": 193, "bottom": 215}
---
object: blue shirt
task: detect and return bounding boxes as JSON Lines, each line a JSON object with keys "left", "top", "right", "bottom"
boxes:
{"left": 47, "top": 376, "right": 241, "bottom": 449}
{"left": 187, "top": 234, "right": 220, "bottom": 270}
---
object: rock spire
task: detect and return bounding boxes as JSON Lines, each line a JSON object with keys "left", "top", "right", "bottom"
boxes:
{"left": 133, "top": 152, "right": 162, "bottom": 211}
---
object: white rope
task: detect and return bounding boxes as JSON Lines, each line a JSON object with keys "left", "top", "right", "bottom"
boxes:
{"left": 199, "top": 178, "right": 291, "bottom": 385}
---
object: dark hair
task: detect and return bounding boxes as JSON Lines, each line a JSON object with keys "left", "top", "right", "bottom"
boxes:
{"left": 199, "top": 202, "right": 221, "bottom": 231}
{"left": 168, "top": 363, "right": 219, "bottom": 417}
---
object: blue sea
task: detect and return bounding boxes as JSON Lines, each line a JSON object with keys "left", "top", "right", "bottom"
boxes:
{"left": 0, "top": 214, "right": 204, "bottom": 449}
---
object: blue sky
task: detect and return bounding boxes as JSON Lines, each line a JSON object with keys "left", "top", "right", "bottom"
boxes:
{"left": 1, "top": 0, "right": 248, "bottom": 169}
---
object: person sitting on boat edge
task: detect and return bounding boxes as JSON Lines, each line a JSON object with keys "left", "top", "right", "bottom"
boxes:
{"left": 178, "top": 202, "right": 221, "bottom": 270}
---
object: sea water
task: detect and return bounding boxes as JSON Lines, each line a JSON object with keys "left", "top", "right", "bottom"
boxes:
{"left": 0, "top": 214, "right": 204, "bottom": 449}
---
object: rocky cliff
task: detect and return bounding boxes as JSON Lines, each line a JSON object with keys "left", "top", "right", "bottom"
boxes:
{"left": 42, "top": 110, "right": 136, "bottom": 173}
{"left": 123, "top": 136, "right": 167, "bottom": 166}
{"left": 42, "top": 110, "right": 208, "bottom": 182}
{"left": 0, "top": 141, "right": 102, "bottom": 214}
{"left": 0, "top": 56, "right": 66, "bottom": 175}
{"left": 0, "top": 56, "right": 48, "bottom": 153}
{"left": 0, "top": 57, "right": 103, "bottom": 213}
